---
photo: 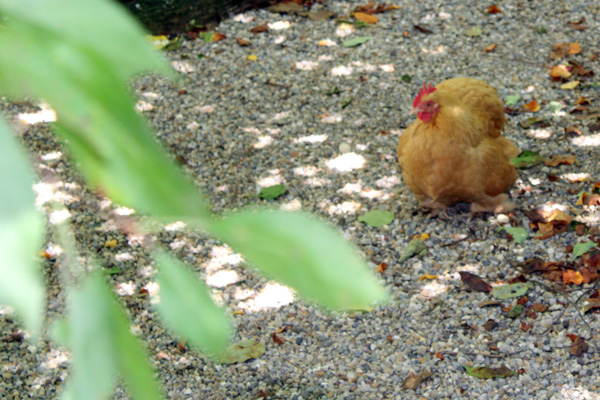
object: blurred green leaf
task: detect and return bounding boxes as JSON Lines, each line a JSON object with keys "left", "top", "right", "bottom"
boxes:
{"left": 66, "top": 272, "right": 162, "bottom": 400}
{"left": 259, "top": 184, "right": 287, "bottom": 200}
{"left": 573, "top": 241, "right": 598, "bottom": 258}
{"left": 492, "top": 282, "right": 530, "bottom": 299}
{"left": 535, "top": 26, "right": 547, "bottom": 34}
{"left": 465, "top": 26, "right": 482, "bottom": 37}
{"left": 465, "top": 365, "right": 516, "bottom": 379}
{"left": 217, "top": 339, "right": 266, "bottom": 364}
{"left": 505, "top": 95, "right": 520, "bottom": 106}
{"left": 0, "top": 5, "right": 209, "bottom": 221}
{"left": 342, "top": 36, "right": 370, "bottom": 47}
{"left": 358, "top": 210, "right": 395, "bottom": 227}
{"left": 401, "top": 74, "right": 412, "bottom": 83}
{"left": 0, "top": 117, "right": 45, "bottom": 337}
{"left": 155, "top": 252, "right": 232, "bottom": 355}
{"left": 209, "top": 210, "right": 389, "bottom": 310}
{"left": 399, "top": 238, "right": 427, "bottom": 263}
{"left": 510, "top": 150, "right": 545, "bottom": 169}
{"left": 548, "top": 101, "right": 563, "bottom": 113}
{"left": 500, "top": 227, "right": 528, "bottom": 244}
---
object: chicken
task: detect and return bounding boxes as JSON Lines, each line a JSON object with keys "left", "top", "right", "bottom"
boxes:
{"left": 397, "top": 77, "right": 520, "bottom": 217}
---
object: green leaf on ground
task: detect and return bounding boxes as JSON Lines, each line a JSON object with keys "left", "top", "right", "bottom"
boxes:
{"left": 507, "top": 304, "right": 524, "bottom": 318}
{"left": 505, "top": 95, "right": 520, "bottom": 106}
{"left": 573, "top": 241, "right": 598, "bottom": 258}
{"left": 465, "top": 26, "right": 483, "bottom": 37}
{"left": 208, "top": 210, "right": 389, "bottom": 310}
{"left": 548, "top": 101, "right": 563, "bottom": 113}
{"left": 535, "top": 26, "right": 547, "bottom": 34}
{"left": 465, "top": 365, "right": 517, "bottom": 379}
{"left": 155, "top": 252, "right": 232, "bottom": 356}
{"left": 500, "top": 227, "right": 528, "bottom": 244}
{"left": 401, "top": 74, "right": 412, "bottom": 83}
{"left": 0, "top": 117, "right": 45, "bottom": 338}
{"left": 399, "top": 238, "right": 427, "bottom": 263}
{"left": 342, "top": 36, "right": 370, "bottom": 47}
{"left": 259, "top": 184, "right": 287, "bottom": 200}
{"left": 492, "top": 282, "right": 530, "bottom": 299}
{"left": 510, "top": 151, "right": 545, "bottom": 169}
{"left": 358, "top": 210, "right": 395, "bottom": 227}
{"left": 217, "top": 339, "right": 266, "bottom": 364}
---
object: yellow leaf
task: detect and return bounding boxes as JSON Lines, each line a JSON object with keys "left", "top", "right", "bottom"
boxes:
{"left": 483, "top": 44, "right": 497, "bottom": 53}
{"left": 352, "top": 12, "right": 378, "bottom": 24}
{"left": 568, "top": 42, "right": 582, "bottom": 55}
{"left": 414, "top": 233, "right": 430, "bottom": 240}
{"left": 561, "top": 81, "right": 580, "bottom": 89}
{"left": 550, "top": 65, "right": 572, "bottom": 80}
{"left": 419, "top": 274, "right": 439, "bottom": 281}
{"left": 247, "top": 54, "right": 258, "bottom": 61}
{"left": 576, "top": 192, "right": 588, "bottom": 206}
{"left": 105, "top": 239, "right": 117, "bottom": 248}
{"left": 523, "top": 99, "right": 540, "bottom": 112}
{"left": 146, "top": 35, "right": 169, "bottom": 50}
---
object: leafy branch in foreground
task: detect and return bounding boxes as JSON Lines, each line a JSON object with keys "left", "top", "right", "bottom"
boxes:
{"left": 0, "top": 0, "right": 388, "bottom": 398}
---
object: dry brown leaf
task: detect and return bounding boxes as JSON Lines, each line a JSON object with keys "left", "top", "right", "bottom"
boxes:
{"left": 353, "top": 12, "right": 378, "bottom": 24}
{"left": 271, "top": 332, "right": 285, "bottom": 344}
{"left": 523, "top": 99, "right": 540, "bottom": 112}
{"left": 478, "top": 300, "right": 503, "bottom": 308}
{"left": 236, "top": 37, "right": 250, "bottom": 46}
{"left": 550, "top": 65, "right": 572, "bottom": 81}
{"left": 568, "top": 42, "right": 582, "bottom": 55}
{"left": 551, "top": 43, "right": 571, "bottom": 59}
{"left": 570, "top": 62, "right": 595, "bottom": 78}
{"left": 547, "top": 209, "right": 573, "bottom": 224}
{"left": 563, "top": 270, "right": 583, "bottom": 285}
{"left": 521, "top": 322, "right": 532, "bottom": 332}
{"left": 488, "top": 5, "right": 501, "bottom": 14}
{"left": 459, "top": 271, "right": 492, "bottom": 293}
{"left": 565, "top": 126, "right": 582, "bottom": 136}
{"left": 212, "top": 32, "right": 227, "bottom": 42}
{"left": 483, "top": 43, "right": 497, "bottom": 53}
{"left": 413, "top": 24, "right": 433, "bottom": 34}
{"left": 402, "top": 370, "right": 431, "bottom": 390}
{"left": 250, "top": 23, "right": 269, "bottom": 34}
{"left": 567, "top": 18, "right": 588, "bottom": 31}
{"left": 531, "top": 303, "right": 548, "bottom": 312}
{"left": 419, "top": 274, "right": 438, "bottom": 280}
{"left": 376, "top": 262, "right": 387, "bottom": 273}
{"left": 574, "top": 97, "right": 592, "bottom": 105}
{"left": 569, "top": 336, "right": 589, "bottom": 357}
{"left": 544, "top": 155, "right": 576, "bottom": 167}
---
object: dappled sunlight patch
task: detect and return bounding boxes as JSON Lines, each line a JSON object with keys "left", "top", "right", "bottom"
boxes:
{"left": 135, "top": 101, "right": 154, "bottom": 112}
{"left": 18, "top": 105, "right": 56, "bottom": 125}
{"left": 253, "top": 135, "right": 273, "bottom": 149}
{"left": 206, "top": 269, "right": 240, "bottom": 288}
{"left": 421, "top": 45, "right": 447, "bottom": 55}
{"left": 204, "top": 245, "right": 243, "bottom": 273}
{"left": 243, "top": 126, "right": 261, "bottom": 135}
{"left": 527, "top": 128, "right": 552, "bottom": 139}
{"left": 115, "top": 252, "right": 134, "bottom": 262}
{"left": 273, "top": 35, "right": 286, "bottom": 44}
{"left": 351, "top": 61, "right": 377, "bottom": 72}
{"left": 195, "top": 105, "right": 215, "bottom": 113}
{"left": 32, "top": 181, "right": 77, "bottom": 207}
{"left": 280, "top": 198, "right": 302, "bottom": 211}
{"left": 165, "top": 221, "right": 186, "bottom": 231}
{"left": 576, "top": 213, "right": 600, "bottom": 225}
{"left": 144, "top": 282, "right": 160, "bottom": 305}
{"left": 233, "top": 13, "right": 254, "bottom": 23}
{"left": 560, "top": 385, "right": 600, "bottom": 399}
{"left": 49, "top": 209, "right": 70, "bottom": 225}
{"left": 294, "top": 134, "right": 328, "bottom": 144}
{"left": 571, "top": 133, "right": 600, "bottom": 147}
{"left": 253, "top": 283, "right": 294, "bottom": 310}
{"left": 455, "top": 264, "right": 482, "bottom": 275}
{"left": 169, "top": 237, "right": 188, "bottom": 250}
{"left": 294, "top": 165, "right": 320, "bottom": 177}
{"left": 335, "top": 22, "right": 355, "bottom": 37}
{"left": 40, "top": 151, "right": 62, "bottom": 161}
{"left": 186, "top": 121, "right": 200, "bottom": 130}
{"left": 257, "top": 169, "right": 283, "bottom": 187}
{"left": 375, "top": 175, "right": 400, "bottom": 188}
{"left": 269, "top": 21, "right": 291, "bottom": 30}
{"left": 295, "top": 60, "right": 319, "bottom": 70}
{"left": 324, "top": 200, "right": 362, "bottom": 215}
{"left": 331, "top": 65, "right": 353, "bottom": 76}
{"left": 137, "top": 265, "right": 155, "bottom": 278}
{"left": 318, "top": 54, "right": 334, "bottom": 61}
{"left": 379, "top": 64, "right": 395, "bottom": 72}
{"left": 305, "top": 177, "right": 331, "bottom": 187}
{"left": 171, "top": 60, "right": 195, "bottom": 74}
{"left": 562, "top": 172, "right": 590, "bottom": 183}
{"left": 115, "top": 281, "right": 136, "bottom": 296}
{"left": 114, "top": 206, "right": 135, "bottom": 216}
{"left": 141, "top": 91, "right": 160, "bottom": 99}
{"left": 39, "top": 349, "right": 69, "bottom": 370}
{"left": 326, "top": 152, "right": 366, "bottom": 172}
{"left": 417, "top": 280, "right": 449, "bottom": 299}
{"left": 321, "top": 113, "right": 343, "bottom": 123}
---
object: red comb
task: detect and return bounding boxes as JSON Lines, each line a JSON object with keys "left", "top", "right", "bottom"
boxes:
{"left": 413, "top": 82, "right": 436, "bottom": 108}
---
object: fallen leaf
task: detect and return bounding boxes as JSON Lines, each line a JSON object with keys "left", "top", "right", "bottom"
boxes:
{"left": 353, "top": 12, "right": 378, "bottom": 24}
{"left": 465, "top": 26, "right": 483, "bottom": 37}
{"left": 483, "top": 43, "right": 497, "bottom": 53}
{"left": 563, "top": 270, "right": 583, "bottom": 285}
{"left": 574, "top": 97, "right": 592, "bottom": 105}
{"left": 217, "top": 339, "right": 266, "bottom": 364}
{"left": 523, "top": 99, "right": 540, "bottom": 112}
{"left": 247, "top": 54, "right": 258, "bottom": 61}
{"left": 570, "top": 62, "right": 595, "bottom": 78}
{"left": 259, "top": 184, "right": 286, "bottom": 199}
{"left": 479, "top": 300, "right": 503, "bottom": 308}
{"left": 507, "top": 304, "right": 524, "bottom": 318}
{"left": 561, "top": 81, "right": 580, "bottom": 90}
{"left": 402, "top": 370, "right": 431, "bottom": 390}
{"left": 459, "top": 271, "right": 492, "bottom": 293}
{"left": 435, "top": 352, "right": 445, "bottom": 361}
{"left": 565, "top": 126, "right": 582, "bottom": 136}
{"left": 519, "top": 117, "right": 550, "bottom": 129}
{"left": 250, "top": 23, "right": 269, "bottom": 34}
{"left": 501, "top": 227, "right": 528, "bottom": 244}
{"left": 483, "top": 319, "right": 498, "bottom": 331}
{"left": 105, "top": 239, "right": 117, "bottom": 248}
{"left": 493, "top": 282, "right": 530, "bottom": 299}
{"left": 531, "top": 303, "right": 548, "bottom": 312}
{"left": 342, "top": 36, "right": 371, "bottom": 47}
{"left": 212, "top": 32, "right": 227, "bottom": 42}
{"left": 271, "top": 332, "right": 285, "bottom": 344}
{"left": 544, "top": 155, "right": 576, "bottom": 167}
{"left": 398, "top": 238, "right": 427, "bottom": 263}
{"left": 505, "top": 95, "right": 520, "bottom": 106}
{"left": 573, "top": 241, "right": 598, "bottom": 258}
{"left": 266, "top": 2, "right": 304, "bottom": 13}
{"left": 419, "top": 274, "right": 438, "bottom": 280}
{"left": 236, "top": 37, "right": 250, "bottom": 46}
{"left": 377, "top": 262, "right": 387, "bottom": 273}
{"left": 510, "top": 150, "right": 545, "bottom": 169}
{"left": 413, "top": 24, "right": 433, "bottom": 34}
{"left": 550, "top": 65, "right": 572, "bottom": 81}
{"left": 547, "top": 209, "right": 573, "bottom": 224}
{"left": 488, "top": 5, "right": 501, "bottom": 13}
{"left": 358, "top": 210, "right": 394, "bottom": 227}
{"left": 301, "top": 10, "right": 336, "bottom": 21}
{"left": 567, "top": 17, "right": 588, "bottom": 31}
{"left": 355, "top": 2, "right": 401, "bottom": 14}
{"left": 583, "top": 298, "right": 600, "bottom": 313}
{"left": 521, "top": 322, "right": 532, "bottom": 332}
{"left": 464, "top": 365, "right": 516, "bottom": 379}
{"left": 569, "top": 336, "right": 589, "bottom": 357}
{"left": 547, "top": 174, "right": 561, "bottom": 182}
{"left": 551, "top": 42, "right": 581, "bottom": 59}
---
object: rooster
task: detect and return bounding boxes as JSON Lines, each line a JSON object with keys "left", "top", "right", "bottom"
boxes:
{"left": 397, "top": 77, "right": 520, "bottom": 217}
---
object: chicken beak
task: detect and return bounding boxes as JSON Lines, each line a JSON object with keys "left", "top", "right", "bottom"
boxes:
{"left": 409, "top": 107, "right": 419, "bottom": 115}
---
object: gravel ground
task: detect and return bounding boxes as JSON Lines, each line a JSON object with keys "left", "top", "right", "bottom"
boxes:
{"left": 2, "top": 0, "right": 600, "bottom": 399}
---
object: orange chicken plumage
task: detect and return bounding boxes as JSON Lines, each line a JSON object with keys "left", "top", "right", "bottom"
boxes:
{"left": 397, "top": 77, "right": 520, "bottom": 216}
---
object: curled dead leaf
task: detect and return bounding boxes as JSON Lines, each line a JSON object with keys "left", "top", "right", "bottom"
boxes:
{"left": 212, "top": 32, "right": 227, "bottom": 42}
{"left": 483, "top": 43, "right": 497, "bottom": 53}
{"left": 402, "top": 370, "right": 431, "bottom": 390}
{"left": 544, "top": 155, "right": 576, "bottom": 167}
{"left": 523, "top": 99, "right": 540, "bottom": 112}
{"left": 565, "top": 126, "right": 582, "bottom": 136}
{"left": 236, "top": 37, "right": 250, "bottom": 46}
{"left": 488, "top": 5, "right": 501, "bottom": 14}
{"left": 550, "top": 65, "right": 572, "bottom": 81}
{"left": 574, "top": 97, "right": 592, "bottom": 105}
{"left": 353, "top": 12, "right": 378, "bottom": 24}
{"left": 563, "top": 270, "right": 583, "bottom": 285}
{"left": 250, "top": 23, "right": 269, "bottom": 34}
